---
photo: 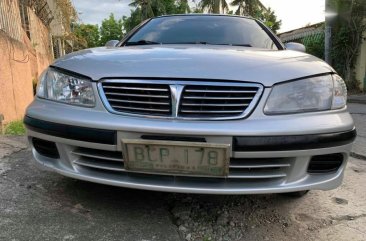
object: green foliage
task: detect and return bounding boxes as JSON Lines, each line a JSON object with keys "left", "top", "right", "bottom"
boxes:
{"left": 231, "top": 0, "right": 259, "bottom": 16}
{"left": 304, "top": 37, "right": 325, "bottom": 60}
{"left": 199, "top": 0, "right": 229, "bottom": 14}
{"left": 122, "top": 8, "right": 145, "bottom": 33}
{"left": 4, "top": 121, "right": 26, "bottom": 135}
{"left": 258, "top": 7, "right": 281, "bottom": 33}
{"left": 73, "top": 24, "right": 100, "bottom": 48}
{"left": 231, "top": 1, "right": 281, "bottom": 33}
{"left": 329, "top": 0, "right": 366, "bottom": 90}
{"left": 123, "top": 0, "right": 192, "bottom": 33}
{"left": 301, "top": 30, "right": 325, "bottom": 59}
{"left": 99, "top": 13, "right": 123, "bottom": 46}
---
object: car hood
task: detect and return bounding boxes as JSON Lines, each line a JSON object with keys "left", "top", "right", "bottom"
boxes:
{"left": 52, "top": 45, "right": 334, "bottom": 87}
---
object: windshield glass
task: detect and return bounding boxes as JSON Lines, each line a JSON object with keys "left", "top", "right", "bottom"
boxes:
{"left": 126, "top": 15, "right": 279, "bottom": 50}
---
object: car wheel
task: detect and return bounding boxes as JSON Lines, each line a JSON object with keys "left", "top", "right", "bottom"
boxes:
{"left": 280, "top": 190, "right": 309, "bottom": 198}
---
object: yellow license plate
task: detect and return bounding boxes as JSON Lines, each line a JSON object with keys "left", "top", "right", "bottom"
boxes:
{"left": 122, "top": 139, "right": 230, "bottom": 177}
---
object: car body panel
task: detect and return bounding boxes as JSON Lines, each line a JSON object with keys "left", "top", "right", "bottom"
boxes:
{"left": 52, "top": 45, "right": 334, "bottom": 86}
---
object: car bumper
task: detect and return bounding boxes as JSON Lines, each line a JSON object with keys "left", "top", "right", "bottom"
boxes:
{"left": 24, "top": 98, "right": 356, "bottom": 194}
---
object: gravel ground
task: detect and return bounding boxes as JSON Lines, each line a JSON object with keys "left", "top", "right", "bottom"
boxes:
{"left": 0, "top": 104, "right": 365, "bottom": 241}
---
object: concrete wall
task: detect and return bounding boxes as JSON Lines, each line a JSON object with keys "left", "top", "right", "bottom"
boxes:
{"left": 0, "top": 4, "right": 53, "bottom": 126}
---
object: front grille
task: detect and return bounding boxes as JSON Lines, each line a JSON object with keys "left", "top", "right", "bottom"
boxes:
{"left": 72, "top": 147, "right": 291, "bottom": 180}
{"left": 179, "top": 85, "right": 260, "bottom": 118}
{"left": 99, "top": 80, "right": 263, "bottom": 120}
{"left": 101, "top": 82, "right": 172, "bottom": 116}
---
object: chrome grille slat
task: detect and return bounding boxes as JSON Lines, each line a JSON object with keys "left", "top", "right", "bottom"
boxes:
{"left": 228, "top": 171, "right": 287, "bottom": 179}
{"left": 183, "top": 96, "right": 253, "bottom": 100}
{"left": 72, "top": 147, "right": 291, "bottom": 180}
{"left": 105, "top": 92, "right": 170, "bottom": 98}
{"left": 108, "top": 99, "right": 170, "bottom": 105}
{"left": 181, "top": 110, "right": 243, "bottom": 113}
{"left": 103, "top": 86, "right": 168, "bottom": 91}
{"left": 182, "top": 103, "right": 249, "bottom": 107}
{"left": 229, "top": 158, "right": 291, "bottom": 169}
{"left": 111, "top": 105, "right": 170, "bottom": 112}
{"left": 185, "top": 89, "right": 257, "bottom": 93}
{"left": 229, "top": 163, "right": 290, "bottom": 169}
{"left": 99, "top": 80, "right": 263, "bottom": 120}
{"left": 71, "top": 151, "right": 122, "bottom": 162}
{"left": 72, "top": 147, "right": 123, "bottom": 162}
{"left": 74, "top": 159, "right": 125, "bottom": 172}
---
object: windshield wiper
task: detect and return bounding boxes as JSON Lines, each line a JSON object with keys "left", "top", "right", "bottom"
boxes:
{"left": 163, "top": 41, "right": 211, "bottom": 45}
{"left": 125, "top": 40, "right": 161, "bottom": 46}
{"left": 162, "top": 42, "right": 252, "bottom": 47}
{"left": 126, "top": 41, "right": 253, "bottom": 47}
{"left": 230, "top": 44, "right": 252, "bottom": 47}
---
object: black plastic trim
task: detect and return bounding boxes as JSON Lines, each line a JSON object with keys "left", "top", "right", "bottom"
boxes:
{"left": 141, "top": 135, "right": 206, "bottom": 142}
{"left": 32, "top": 138, "right": 60, "bottom": 159}
{"left": 233, "top": 129, "right": 356, "bottom": 152}
{"left": 307, "top": 153, "right": 344, "bottom": 174}
{"left": 24, "top": 116, "right": 117, "bottom": 145}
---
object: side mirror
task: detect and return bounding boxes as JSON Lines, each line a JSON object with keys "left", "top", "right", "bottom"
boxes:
{"left": 284, "top": 42, "right": 306, "bottom": 53}
{"left": 105, "top": 40, "right": 119, "bottom": 47}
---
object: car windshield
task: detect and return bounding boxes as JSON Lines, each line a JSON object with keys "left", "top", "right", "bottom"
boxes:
{"left": 125, "top": 15, "right": 279, "bottom": 50}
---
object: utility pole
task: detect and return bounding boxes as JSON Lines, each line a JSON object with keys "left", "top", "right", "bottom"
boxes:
{"left": 325, "top": 0, "right": 336, "bottom": 65}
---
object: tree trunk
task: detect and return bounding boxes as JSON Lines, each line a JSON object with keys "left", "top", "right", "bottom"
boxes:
{"left": 213, "top": 0, "right": 220, "bottom": 13}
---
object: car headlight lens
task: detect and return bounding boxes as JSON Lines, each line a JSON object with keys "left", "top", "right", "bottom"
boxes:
{"left": 36, "top": 68, "right": 95, "bottom": 107}
{"left": 264, "top": 74, "right": 347, "bottom": 114}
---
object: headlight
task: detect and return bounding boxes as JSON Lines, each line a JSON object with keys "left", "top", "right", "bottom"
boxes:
{"left": 264, "top": 74, "right": 347, "bottom": 114}
{"left": 37, "top": 68, "right": 95, "bottom": 107}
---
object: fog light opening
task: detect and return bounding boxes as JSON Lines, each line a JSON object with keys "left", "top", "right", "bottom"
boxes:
{"left": 32, "top": 138, "right": 60, "bottom": 159}
{"left": 308, "top": 153, "right": 344, "bottom": 174}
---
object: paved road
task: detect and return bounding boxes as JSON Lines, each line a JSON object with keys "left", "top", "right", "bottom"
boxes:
{"left": 0, "top": 103, "right": 365, "bottom": 241}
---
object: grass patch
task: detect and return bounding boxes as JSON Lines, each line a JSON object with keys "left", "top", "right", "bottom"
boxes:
{"left": 3, "top": 120, "right": 26, "bottom": 135}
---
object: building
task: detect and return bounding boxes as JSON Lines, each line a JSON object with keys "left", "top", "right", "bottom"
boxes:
{"left": 279, "top": 22, "right": 324, "bottom": 45}
{"left": 0, "top": 0, "right": 76, "bottom": 128}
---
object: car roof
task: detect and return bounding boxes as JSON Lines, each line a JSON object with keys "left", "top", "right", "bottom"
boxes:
{"left": 153, "top": 14, "right": 255, "bottom": 21}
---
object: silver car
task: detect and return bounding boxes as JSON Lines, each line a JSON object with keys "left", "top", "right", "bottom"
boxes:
{"left": 25, "top": 15, "right": 356, "bottom": 196}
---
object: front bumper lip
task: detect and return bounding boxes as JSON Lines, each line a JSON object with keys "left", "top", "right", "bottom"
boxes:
{"left": 24, "top": 116, "right": 117, "bottom": 145}
{"left": 234, "top": 129, "right": 357, "bottom": 151}
{"left": 24, "top": 115, "right": 356, "bottom": 151}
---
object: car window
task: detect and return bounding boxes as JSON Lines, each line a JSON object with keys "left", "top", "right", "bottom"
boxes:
{"left": 126, "top": 15, "right": 279, "bottom": 50}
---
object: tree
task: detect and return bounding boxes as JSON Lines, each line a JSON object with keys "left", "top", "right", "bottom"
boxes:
{"left": 199, "top": 0, "right": 229, "bottom": 14}
{"left": 122, "top": 0, "right": 192, "bottom": 33}
{"left": 176, "top": 0, "right": 191, "bottom": 13}
{"left": 129, "top": 0, "right": 155, "bottom": 20}
{"left": 73, "top": 24, "right": 100, "bottom": 49}
{"left": 99, "top": 13, "right": 123, "bottom": 45}
{"left": 230, "top": 0, "right": 281, "bottom": 33}
{"left": 122, "top": 8, "right": 144, "bottom": 33}
{"left": 258, "top": 7, "right": 281, "bottom": 33}
{"left": 231, "top": 0, "right": 259, "bottom": 16}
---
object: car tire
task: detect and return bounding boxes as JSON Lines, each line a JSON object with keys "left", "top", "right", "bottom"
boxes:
{"left": 280, "top": 190, "right": 309, "bottom": 198}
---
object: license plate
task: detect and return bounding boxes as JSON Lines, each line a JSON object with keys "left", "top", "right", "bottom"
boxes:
{"left": 122, "top": 139, "right": 230, "bottom": 177}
